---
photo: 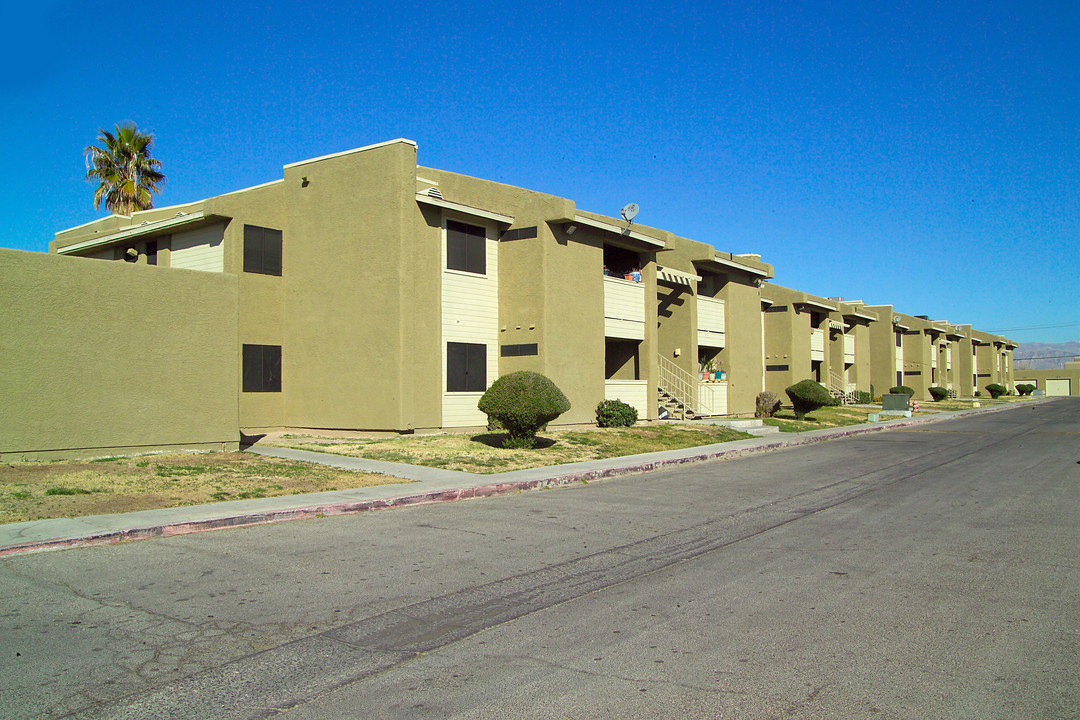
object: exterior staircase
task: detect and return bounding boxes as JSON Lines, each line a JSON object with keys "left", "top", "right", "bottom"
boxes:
{"left": 657, "top": 354, "right": 717, "bottom": 420}
{"left": 828, "top": 370, "right": 858, "bottom": 405}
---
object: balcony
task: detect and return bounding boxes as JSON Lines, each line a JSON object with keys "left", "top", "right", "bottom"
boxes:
{"left": 811, "top": 328, "right": 825, "bottom": 361}
{"left": 604, "top": 276, "right": 646, "bottom": 339}
{"left": 697, "top": 296, "right": 726, "bottom": 348}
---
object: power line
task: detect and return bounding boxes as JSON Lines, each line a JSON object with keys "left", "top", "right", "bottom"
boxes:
{"left": 983, "top": 321, "right": 1080, "bottom": 332}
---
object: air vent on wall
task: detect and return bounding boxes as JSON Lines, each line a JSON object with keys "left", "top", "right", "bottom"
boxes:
{"left": 425, "top": 187, "right": 444, "bottom": 200}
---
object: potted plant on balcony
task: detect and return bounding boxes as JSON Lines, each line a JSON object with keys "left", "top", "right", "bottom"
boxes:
{"left": 700, "top": 358, "right": 715, "bottom": 381}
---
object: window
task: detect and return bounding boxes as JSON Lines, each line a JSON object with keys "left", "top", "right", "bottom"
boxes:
{"left": 500, "top": 343, "right": 538, "bottom": 357}
{"left": 146, "top": 240, "right": 158, "bottom": 266}
{"left": 243, "top": 344, "right": 281, "bottom": 392}
{"left": 447, "top": 342, "right": 486, "bottom": 392}
{"left": 446, "top": 220, "right": 486, "bottom": 274}
{"left": 244, "top": 225, "right": 283, "bottom": 276}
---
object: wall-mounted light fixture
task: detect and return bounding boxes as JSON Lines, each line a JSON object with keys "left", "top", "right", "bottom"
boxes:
{"left": 564, "top": 223, "right": 577, "bottom": 235}
{"left": 301, "top": 176, "right": 310, "bottom": 187}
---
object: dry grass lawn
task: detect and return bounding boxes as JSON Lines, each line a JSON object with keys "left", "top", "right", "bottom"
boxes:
{"left": 263, "top": 423, "right": 753, "bottom": 475}
{"left": 0, "top": 452, "right": 405, "bottom": 525}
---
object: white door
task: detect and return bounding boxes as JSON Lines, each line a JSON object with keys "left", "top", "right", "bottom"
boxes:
{"left": 1045, "top": 379, "right": 1071, "bottom": 396}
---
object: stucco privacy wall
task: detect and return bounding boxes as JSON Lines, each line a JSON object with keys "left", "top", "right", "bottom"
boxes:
{"left": 0, "top": 249, "right": 239, "bottom": 459}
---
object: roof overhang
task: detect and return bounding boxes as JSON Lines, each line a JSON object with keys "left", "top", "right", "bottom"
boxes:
{"left": 1004, "top": 341, "right": 1019, "bottom": 349}
{"left": 416, "top": 192, "right": 514, "bottom": 225}
{"left": 56, "top": 211, "right": 227, "bottom": 255}
{"left": 760, "top": 296, "right": 774, "bottom": 306}
{"left": 795, "top": 298, "right": 838, "bottom": 313}
{"left": 565, "top": 214, "right": 665, "bottom": 249}
{"left": 893, "top": 322, "right": 910, "bottom": 331}
{"left": 657, "top": 265, "right": 701, "bottom": 286}
{"left": 843, "top": 309, "right": 878, "bottom": 322}
{"left": 693, "top": 255, "right": 771, "bottom": 278}
{"left": 828, "top": 320, "right": 846, "bottom": 331}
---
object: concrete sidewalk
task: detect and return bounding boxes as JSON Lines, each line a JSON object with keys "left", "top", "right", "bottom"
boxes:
{"left": 0, "top": 402, "right": 1030, "bottom": 556}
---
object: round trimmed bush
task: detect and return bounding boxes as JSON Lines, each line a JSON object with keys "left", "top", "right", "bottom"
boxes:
{"left": 785, "top": 379, "right": 838, "bottom": 420}
{"left": 889, "top": 385, "right": 915, "bottom": 397}
{"left": 478, "top": 371, "right": 571, "bottom": 449}
{"left": 596, "top": 399, "right": 638, "bottom": 427}
{"left": 985, "top": 383, "right": 1006, "bottom": 399}
{"left": 1016, "top": 383, "right": 1035, "bottom": 396}
{"left": 928, "top": 386, "right": 949, "bottom": 402}
{"left": 755, "top": 391, "right": 782, "bottom": 418}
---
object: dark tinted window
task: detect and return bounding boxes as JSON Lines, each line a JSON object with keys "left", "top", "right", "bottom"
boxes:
{"left": 244, "top": 225, "right": 283, "bottom": 276}
{"left": 446, "top": 220, "right": 486, "bottom": 274}
{"left": 447, "top": 342, "right": 486, "bottom": 392}
{"left": 243, "top": 344, "right": 282, "bottom": 392}
{"left": 500, "top": 343, "right": 538, "bottom": 357}
{"left": 146, "top": 240, "right": 158, "bottom": 266}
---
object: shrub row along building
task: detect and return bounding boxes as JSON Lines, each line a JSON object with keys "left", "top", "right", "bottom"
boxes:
{"left": 1, "top": 139, "right": 1028, "bottom": 460}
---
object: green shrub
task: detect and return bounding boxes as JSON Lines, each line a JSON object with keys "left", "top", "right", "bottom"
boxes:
{"left": 596, "top": 399, "right": 638, "bottom": 427}
{"left": 928, "top": 386, "right": 949, "bottom": 401}
{"left": 974, "top": 390, "right": 982, "bottom": 397}
{"left": 785, "top": 379, "right": 838, "bottom": 420}
{"left": 889, "top": 385, "right": 915, "bottom": 397}
{"left": 1016, "top": 383, "right": 1035, "bottom": 396}
{"left": 985, "top": 383, "right": 1006, "bottom": 399}
{"left": 852, "top": 390, "right": 873, "bottom": 404}
{"left": 478, "top": 371, "right": 571, "bottom": 449}
{"left": 755, "top": 391, "right": 782, "bottom": 418}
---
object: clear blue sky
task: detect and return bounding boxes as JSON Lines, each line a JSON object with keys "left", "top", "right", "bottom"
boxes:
{"left": 4, "top": 0, "right": 1077, "bottom": 343}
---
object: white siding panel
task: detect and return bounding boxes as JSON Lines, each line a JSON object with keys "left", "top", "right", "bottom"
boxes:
{"left": 843, "top": 334, "right": 855, "bottom": 362}
{"left": 697, "top": 296, "right": 726, "bottom": 349}
{"left": 605, "top": 380, "right": 649, "bottom": 418}
{"left": 697, "top": 382, "right": 728, "bottom": 416}
{"left": 606, "top": 317, "right": 646, "bottom": 340}
{"left": 604, "top": 277, "right": 645, "bottom": 339}
{"left": 810, "top": 328, "right": 825, "bottom": 362}
{"left": 170, "top": 223, "right": 225, "bottom": 272}
{"left": 442, "top": 221, "right": 499, "bottom": 427}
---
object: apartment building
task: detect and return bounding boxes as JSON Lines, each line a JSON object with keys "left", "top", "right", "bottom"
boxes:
{"left": 0, "top": 138, "right": 1021, "bottom": 459}
{"left": 5, "top": 138, "right": 779, "bottom": 458}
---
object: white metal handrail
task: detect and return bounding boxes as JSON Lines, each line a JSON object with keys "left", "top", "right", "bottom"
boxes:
{"left": 658, "top": 354, "right": 714, "bottom": 418}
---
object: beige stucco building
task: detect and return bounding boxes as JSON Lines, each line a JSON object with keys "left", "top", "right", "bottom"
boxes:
{"left": 4, "top": 139, "right": 780, "bottom": 458}
{"left": 1, "top": 138, "right": 1022, "bottom": 459}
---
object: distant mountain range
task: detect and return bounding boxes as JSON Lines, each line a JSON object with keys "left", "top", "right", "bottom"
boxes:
{"left": 1014, "top": 342, "right": 1080, "bottom": 370}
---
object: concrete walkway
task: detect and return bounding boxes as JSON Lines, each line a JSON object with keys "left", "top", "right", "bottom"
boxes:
{"left": 0, "top": 402, "right": 1032, "bottom": 556}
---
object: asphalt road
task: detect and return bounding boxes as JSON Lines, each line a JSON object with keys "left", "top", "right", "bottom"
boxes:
{"left": 1, "top": 399, "right": 1077, "bottom": 719}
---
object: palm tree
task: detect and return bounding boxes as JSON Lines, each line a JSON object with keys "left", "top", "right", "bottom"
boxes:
{"left": 85, "top": 123, "right": 166, "bottom": 215}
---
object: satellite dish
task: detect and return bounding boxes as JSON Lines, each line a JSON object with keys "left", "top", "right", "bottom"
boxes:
{"left": 893, "top": 316, "right": 901, "bottom": 323}
{"left": 620, "top": 203, "right": 639, "bottom": 223}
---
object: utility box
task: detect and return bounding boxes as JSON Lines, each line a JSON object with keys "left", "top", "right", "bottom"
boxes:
{"left": 882, "top": 393, "right": 910, "bottom": 411}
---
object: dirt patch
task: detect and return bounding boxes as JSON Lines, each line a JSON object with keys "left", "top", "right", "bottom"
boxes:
{"left": 0, "top": 452, "right": 406, "bottom": 524}
{"left": 263, "top": 423, "right": 753, "bottom": 474}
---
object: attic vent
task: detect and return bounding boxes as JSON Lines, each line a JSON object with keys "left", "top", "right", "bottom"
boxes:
{"left": 425, "top": 187, "right": 444, "bottom": 200}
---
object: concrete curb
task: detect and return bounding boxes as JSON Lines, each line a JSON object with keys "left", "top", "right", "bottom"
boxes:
{"left": 0, "top": 400, "right": 1040, "bottom": 556}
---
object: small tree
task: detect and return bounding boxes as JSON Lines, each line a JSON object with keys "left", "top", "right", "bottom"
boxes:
{"left": 478, "top": 371, "right": 570, "bottom": 449}
{"left": 785, "top": 379, "right": 838, "bottom": 421}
